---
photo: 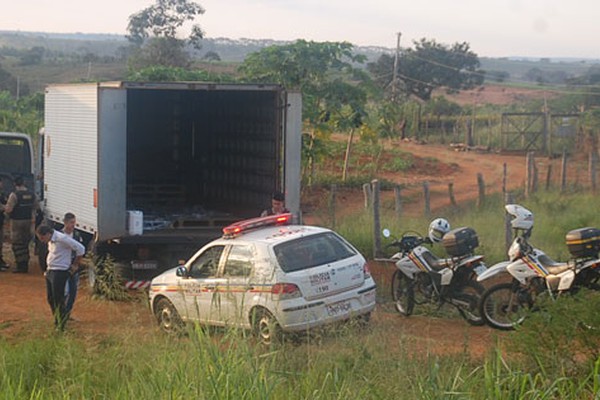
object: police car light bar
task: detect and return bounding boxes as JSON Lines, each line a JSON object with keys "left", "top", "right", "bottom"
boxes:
{"left": 222, "top": 213, "right": 292, "bottom": 237}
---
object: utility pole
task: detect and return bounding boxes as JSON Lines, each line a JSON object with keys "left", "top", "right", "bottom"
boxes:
{"left": 391, "top": 32, "right": 401, "bottom": 102}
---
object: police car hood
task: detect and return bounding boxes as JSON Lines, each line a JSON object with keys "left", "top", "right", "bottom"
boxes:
{"left": 151, "top": 266, "right": 180, "bottom": 284}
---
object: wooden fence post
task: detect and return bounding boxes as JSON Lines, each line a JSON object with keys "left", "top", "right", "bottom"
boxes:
{"left": 525, "top": 151, "right": 533, "bottom": 197}
{"left": 561, "top": 150, "right": 568, "bottom": 192}
{"left": 504, "top": 192, "right": 514, "bottom": 253}
{"left": 363, "top": 183, "right": 372, "bottom": 209}
{"left": 423, "top": 181, "right": 430, "bottom": 216}
{"left": 477, "top": 173, "right": 485, "bottom": 208}
{"left": 532, "top": 161, "right": 538, "bottom": 193}
{"left": 394, "top": 185, "right": 402, "bottom": 218}
{"left": 448, "top": 182, "right": 457, "bottom": 207}
{"left": 545, "top": 164, "right": 553, "bottom": 191}
{"left": 589, "top": 151, "right": 597, "bottom": 193}
{"left": 329, "top": 184, "right": 337, "bottom": 229}
{"left": 372, "top": 179, "right": 381, "bottom": 259}
{"left": 502, "top": 163, "right": 507, "bottom": 194}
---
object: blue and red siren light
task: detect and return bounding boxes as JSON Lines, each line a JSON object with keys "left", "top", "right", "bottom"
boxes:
{"left": 222, "top": 213, "right": 293, "bottom": 237}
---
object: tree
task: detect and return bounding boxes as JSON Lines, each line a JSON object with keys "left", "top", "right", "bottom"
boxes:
{"left": 126, "top": 0, "right": 205, "bottom": 68}
{"left": 486, "top": 70, "right": 510, "bottom": 83}
{"left": 129, "top": 37, "right": 193, "bottom": 69}
{"left": 0, "top": 91, "right": 43, "bottom": 135}
{"left": 0, "top": 64, "right": 29, "bottom": 97}
{"left": 19, "top": 46, "right": 45, "bottom": 66}
{"left": 238, "top": 40, "right": 370, "bottom": 184}
{"left": 368, "top": 38, "right": 484, "bottom": 101}
{"left": 201, "top": 51, "right": 221, "bottom": 62}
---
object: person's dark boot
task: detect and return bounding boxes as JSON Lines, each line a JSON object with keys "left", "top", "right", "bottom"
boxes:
{"left": 0, "top": 255, "right": 8, "bottom": 270}
{"left": 12, "top": 262, "right": 29, "bottom": 273}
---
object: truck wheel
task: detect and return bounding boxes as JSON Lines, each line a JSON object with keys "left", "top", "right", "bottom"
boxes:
{"left": 155, "top": 298, "right": 184, "bottom": 334}
{"left": 252, "top": 309, "right": 281, "bottom": 345}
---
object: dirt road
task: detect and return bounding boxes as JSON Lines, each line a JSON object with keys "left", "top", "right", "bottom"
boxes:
{"left": 0, "top": 266, "right": 499, "bottom": 358}
{"left": 303, "top": 139, "right": 531, "bottom": 223}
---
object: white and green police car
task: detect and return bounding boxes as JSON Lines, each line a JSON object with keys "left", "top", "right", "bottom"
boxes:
{"left": 149, "top": 213, "right": 377, "bottom": 344}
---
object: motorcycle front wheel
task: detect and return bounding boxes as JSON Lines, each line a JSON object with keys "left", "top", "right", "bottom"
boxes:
{"left": 391, "top": 270, "right": 414, "bottom": 316}
{"left": 479, "top": 282, "right": 530, "bottom": 330}
{"left": 453, "top": 280, "right": 485, "bottom": 326}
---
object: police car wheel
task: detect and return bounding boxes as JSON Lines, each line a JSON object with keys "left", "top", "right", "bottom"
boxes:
{"left": 155, "top": 298, "right": 184, "bottom": 334}
{"left": 253, "top": 309, "right": 281, "bottom": 345}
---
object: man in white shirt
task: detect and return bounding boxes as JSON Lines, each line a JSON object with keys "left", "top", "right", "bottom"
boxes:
{"left": 36, "top": 224, "right": 85, "bottom": 331}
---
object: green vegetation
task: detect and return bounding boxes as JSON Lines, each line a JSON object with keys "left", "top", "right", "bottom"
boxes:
{"left": 88, "top": 254, "right": 131, "bottom": 301}
{"left": 1, "top": 295, "right": 598, "bottom": 398}
{"left": 331, "top": 189, "right": 600, "bottom": 265}
{"left": 2, "top": 29, "right": 600, "bottom": 398}
{"left": 3, "top": 188, "right": 600, "bottom": 399}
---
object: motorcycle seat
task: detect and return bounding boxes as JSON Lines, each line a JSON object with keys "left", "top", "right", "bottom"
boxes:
{"left": 421, "top": 251, "right": 451, "bottom": 271}
{"left": 538, "top": 254, "right": 571, "bottom": 275}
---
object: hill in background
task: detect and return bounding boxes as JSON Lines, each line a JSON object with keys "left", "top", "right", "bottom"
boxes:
{"left": 1, "top": 30, "right": 599, "bottom": 95}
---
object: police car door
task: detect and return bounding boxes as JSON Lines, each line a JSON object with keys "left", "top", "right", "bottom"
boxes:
{"left": 219, "top": 244, "right": 255, "bottom": 326}
{"left": 182, "top": 245, "right": 227, "bottom": 324}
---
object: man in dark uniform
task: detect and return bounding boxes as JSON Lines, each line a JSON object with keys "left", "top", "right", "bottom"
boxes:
{"left": 4, "top": 176, "right": 36, "bottom": 273}
{"left": 0, "top": 178, "right": 8, "bottom": 271}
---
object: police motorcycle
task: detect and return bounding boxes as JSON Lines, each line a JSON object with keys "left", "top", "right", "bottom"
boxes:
{"left": 477, "top": 204, "right": 600, "bottom": 331}
{"left": 381, "top": 218, "right": 488, "bottom": 326}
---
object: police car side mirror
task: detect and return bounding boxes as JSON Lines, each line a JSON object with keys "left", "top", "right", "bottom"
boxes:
{"left": 176, "top": 266, "right": 188, "bottom": 278}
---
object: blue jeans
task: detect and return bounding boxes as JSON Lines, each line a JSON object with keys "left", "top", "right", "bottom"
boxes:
{"left": 65, "top": 271, "right": 80, "bottom": 316}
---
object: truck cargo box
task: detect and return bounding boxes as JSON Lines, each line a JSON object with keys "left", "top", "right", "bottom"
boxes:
{"left": 43, "top": 82, "right": 302, "bottom": 275}
{"left": 442, "top": 227, "right": 479, "bottom": 257}
{"left": 43, "top": 82, "right": 301, "bottom": 241}
{"left": 565, "top": 227, "right": 600, "bottom": 258}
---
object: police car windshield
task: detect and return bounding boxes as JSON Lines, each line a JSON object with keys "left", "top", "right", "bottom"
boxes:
{"left": 273, "top": 232, "right": 357, "bottom": 272}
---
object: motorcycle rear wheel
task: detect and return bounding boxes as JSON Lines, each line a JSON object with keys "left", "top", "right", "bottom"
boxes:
{"left": 391, "top": 270, "right": 414, "bottom": 316}
{"left": 453, "top": 280, "right": 485, "bottom": 326}
{"left": 479, "top": 282, "right": 529, "bottom": 330}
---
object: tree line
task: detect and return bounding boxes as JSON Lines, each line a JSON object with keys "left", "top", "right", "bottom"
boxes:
{"left": 2, "top": 0, "right": 600, "bottom": 186}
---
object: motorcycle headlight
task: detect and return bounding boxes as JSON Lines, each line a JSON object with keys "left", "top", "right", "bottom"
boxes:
{"left": 508, "top": 240, "right": 522, "bottom": 262}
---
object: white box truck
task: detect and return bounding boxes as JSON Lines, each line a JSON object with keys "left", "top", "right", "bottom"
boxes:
{"left": 42, "top": 81, "right": 302, "bottom": 288}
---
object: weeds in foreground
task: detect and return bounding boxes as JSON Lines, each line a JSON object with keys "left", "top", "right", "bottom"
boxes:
{"left": 1, "top": 308, "right": 599, "bottom": 399}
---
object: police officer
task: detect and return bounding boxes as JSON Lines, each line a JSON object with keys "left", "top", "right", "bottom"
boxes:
{"left": 0, "top": 178, "right": 8, "bottom": 271}
{"left": 4, "top": 175, "right": 37, "bottom": 273}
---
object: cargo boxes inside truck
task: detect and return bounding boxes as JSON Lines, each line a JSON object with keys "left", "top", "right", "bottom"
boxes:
{"left": 43, "top": 82, "right": 301, "bottom": 241}
{"left": 565, "top": 227, "right": 600, "bottom": 258}
{"left": 442, "top": 227, "right": 479, "bottom": 257}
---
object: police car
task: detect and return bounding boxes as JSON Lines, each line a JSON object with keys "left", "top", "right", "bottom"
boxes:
{"left": 149, "top": 213, "right": 377, "bottom": 344}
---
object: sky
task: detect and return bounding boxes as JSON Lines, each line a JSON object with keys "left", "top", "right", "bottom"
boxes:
{"left": 1, "top": 0, "right": 598, "bottom": 59}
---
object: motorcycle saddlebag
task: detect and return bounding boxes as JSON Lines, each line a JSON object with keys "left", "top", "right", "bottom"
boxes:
{"left": 442, "top": 227, "right": 479, "bottom": 257}
{"left": 565, "top": 227, "right": 600, "bottom": 258}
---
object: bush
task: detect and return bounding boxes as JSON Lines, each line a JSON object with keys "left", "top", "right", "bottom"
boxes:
{"left": 89, "top": 254, "right": 131, "bottom": 301}
{"left": 508, "top": 289, "right": 600, "bottom": 377}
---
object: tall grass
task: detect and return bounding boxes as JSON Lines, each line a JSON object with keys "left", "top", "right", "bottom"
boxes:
{"left": 2, "top": 190, "right": 600, "bottom": 398}
{"left": 333, "top": 190, "right": 600, "bottom": 265}
{"left": 1, "top": 320, "right": 598, "bottom": 399}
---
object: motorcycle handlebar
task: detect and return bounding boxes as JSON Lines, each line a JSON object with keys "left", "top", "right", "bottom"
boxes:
{"left": 385, "top": 235, "right": 430, "bottom": 252}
